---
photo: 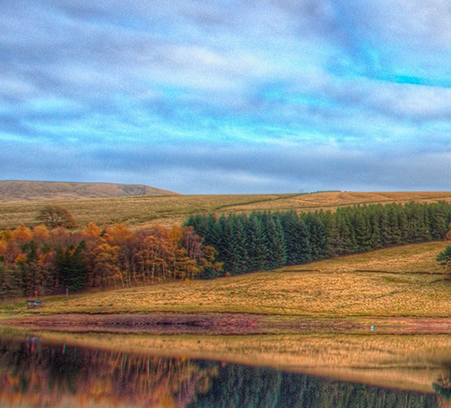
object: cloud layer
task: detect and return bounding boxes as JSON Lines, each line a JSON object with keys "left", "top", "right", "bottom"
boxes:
{"left": 2, "top": 0, "right": 451, "bottom": 193}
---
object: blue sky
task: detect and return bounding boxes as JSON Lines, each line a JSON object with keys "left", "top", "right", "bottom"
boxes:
{"left": 2, "top": 0, "right": 451, "bottom": 194}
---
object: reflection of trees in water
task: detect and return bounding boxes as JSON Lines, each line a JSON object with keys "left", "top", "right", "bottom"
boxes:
{"left": 0, "top": 337, "right": 444, "bottom": 408}
{"left": 433, "top": 370, "right": 451, "bottom": 402}
{"left": 0, "top": 337, "right": 216, "bottom": 407}
{"left": 192, "top": 362, "right": 440, "bottom": 408}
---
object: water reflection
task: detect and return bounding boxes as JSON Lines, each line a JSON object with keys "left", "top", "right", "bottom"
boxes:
{"left": 0, "top": 334, "right": 443, "bottom": 408}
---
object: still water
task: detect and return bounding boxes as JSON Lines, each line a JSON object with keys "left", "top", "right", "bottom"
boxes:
{"left": 0, "top": 332, "right": 448, "bottom": 408}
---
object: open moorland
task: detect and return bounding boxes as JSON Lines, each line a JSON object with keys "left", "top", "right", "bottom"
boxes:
{"left": 2, "top": 190, "right": 451, "bottom": 230}
{"left": 0, "top": 180, "right": 176, "bottom": 202}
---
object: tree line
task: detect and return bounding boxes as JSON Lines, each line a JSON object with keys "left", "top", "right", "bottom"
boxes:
{"left": 2, "top": 200, "right": 451, "bottom": 299}
{"left": 185, "top": 201, "right": 451, "bottom": 277}
{"left": 0, "top": 222, "right": 222, "bottom": 299}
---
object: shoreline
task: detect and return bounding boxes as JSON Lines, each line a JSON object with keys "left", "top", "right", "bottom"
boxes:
{"left": 4, "top": 313, "right": 451, "bottom": 335}
{"left": 3, "top": 314, "right": 451, "bottom": 394}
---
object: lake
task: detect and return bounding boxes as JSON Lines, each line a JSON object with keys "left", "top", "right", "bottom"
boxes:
{"left": 0, "top": 329, "right": 449, "bottom": 407}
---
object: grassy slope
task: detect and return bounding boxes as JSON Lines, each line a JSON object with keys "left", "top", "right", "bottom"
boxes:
{"left": 2, "top": 190, "right": 451, "bottom": 229}
{"left": 0, "top": 180, "right": 177, "bottom": 202}
{"left": 5, "top": 241, "right": 450, "bottom": 317}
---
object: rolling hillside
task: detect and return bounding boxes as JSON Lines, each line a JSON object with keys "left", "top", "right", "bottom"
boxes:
{"left": 4, "top": 241, "right": 449, "bottom": 316}
{"left": 1, "top": 190, "right": 451, "bottom": 230}
{"left": 0, "top": 180, "right": 177, "bottom": 202}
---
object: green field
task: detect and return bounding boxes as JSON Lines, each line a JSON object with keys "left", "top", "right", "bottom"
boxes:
{"left": 3, "top": 191, "right": 451, "bottom": 230}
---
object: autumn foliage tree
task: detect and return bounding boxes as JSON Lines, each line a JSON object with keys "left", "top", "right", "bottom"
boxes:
{"left": 0, "top": 222, "right": 222, "bottom": 299}
{"left": 36, "top": 205, "right": 77, "bottom": 229}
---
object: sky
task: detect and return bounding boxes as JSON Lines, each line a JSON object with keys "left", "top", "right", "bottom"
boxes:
{"left": 2, "top": 0, "right": 451, "bottom": 194}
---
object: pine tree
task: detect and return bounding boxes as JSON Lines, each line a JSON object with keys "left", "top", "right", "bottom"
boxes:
{"left": 323, "top": 211, "right": 339, "bottom": 258}
{"left": 261, "top": 212, "right": 286, "bottom": 269}
{"left": 0, "top": 263, "right": 21, "bottom": 299}
{"left": 280, "top": 211, "right": 311, "bottom": 265}
{"left": 329, "top": 210, "right": 356, "bottom": 256}
{"left": 352, "top": 206, "right": 372, "bottom": 252}
{"left": 385, "top": 204, "right": 402, "bottom": 246}
{"left": 368, "top": 207, "right": 383, "bottom": 250}
{"left": 428, "top": 202, "right": 450, "bottom": 240}
{"left": 228, "top": 215, "right": 249, "bottom": 275}
{"left": 56, "top": 241, "right": 88, "bottom": 292}
{"left": 246, "top": 213, "right": 266, "bottom": 271}
{"left": 304, "top": 213, "right": 327, "bottom": 261}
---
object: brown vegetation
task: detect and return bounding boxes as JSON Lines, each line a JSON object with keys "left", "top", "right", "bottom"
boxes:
{"left": 0, "top": 180, "right": 177, "bottom": 202}
{"left": 2, "top": 191, "right": 451, "bottom": 230}
{"left": 0, "top": 223, "right": 221, "bottom": 299}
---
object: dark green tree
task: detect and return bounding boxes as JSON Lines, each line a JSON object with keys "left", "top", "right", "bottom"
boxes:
{"left": 280, "top": 211, "right": 311, "bottom": 265}
{"left": 18, "top": 241, "right": 47, "bottom": 297}
{"left": 352, "top": 206, "right": 372, "bottom": 252}
{"left": 261, "top": 213, "right": 286, "bottom": 269}
{"left": 228, "top": 215, "right": 250, "bottom": 275}
{"left": 304, "top": 213, "right": 327, "bottom": 261}
{"left": 437, "top": 246, "right": 451, "bottom": 280}
{"left": 245, "top": 213, "right": 267, "bottom": 271}
{"left": 56, "top": 241, "right": 88, "bottom": 291}
{"left": 0, "top": 263, "right": 21, "bottom": 300}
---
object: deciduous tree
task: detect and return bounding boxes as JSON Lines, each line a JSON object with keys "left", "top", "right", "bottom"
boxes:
{"left": 36, "top": 205, "right": 77, "bottom": 229}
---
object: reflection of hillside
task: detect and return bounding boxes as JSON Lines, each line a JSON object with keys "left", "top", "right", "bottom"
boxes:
{"left": 0, "top": 338, "right": 216, "bottom": 407}
{"left": 0, "top": 336, "right": 443, "bottom": 408}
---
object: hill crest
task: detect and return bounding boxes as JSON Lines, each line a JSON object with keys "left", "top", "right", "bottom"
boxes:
{"left": 0, "top": 180, "right": 178, "bottom": 202}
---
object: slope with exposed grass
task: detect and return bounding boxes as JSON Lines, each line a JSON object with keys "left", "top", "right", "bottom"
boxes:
{"left": 3, "top": 241, "right": 450, "bottom": 318}
{"left": 0, "top": 180, "right": 176, "bottom": 202}
{"left": 2, "top": 191, "right": 451, "bottom": 230}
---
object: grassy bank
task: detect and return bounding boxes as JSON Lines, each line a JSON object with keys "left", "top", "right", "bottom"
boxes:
{"left": 2, "top": 191, "right": 451, "bottom": 229}
{"left": 2, "top": 241, "right": 450, "bottom": 318}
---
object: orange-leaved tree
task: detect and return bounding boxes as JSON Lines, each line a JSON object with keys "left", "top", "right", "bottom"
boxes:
{"left": 36, "top": 205, "right": 77, "bottom": 229}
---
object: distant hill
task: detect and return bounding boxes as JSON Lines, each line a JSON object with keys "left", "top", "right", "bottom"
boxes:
{"left": 0, "top": 180, "right": 178, "bottom": 202}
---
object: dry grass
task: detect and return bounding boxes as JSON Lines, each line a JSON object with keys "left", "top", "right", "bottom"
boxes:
{"left": 0, "top": 180, "right": 176, "bottom": 202}
{"left": 6, "top": 241, "right": 450, "bottom": 318}
{"left": 2, "top": 191, "right": 451, "bottom": 230}
{"left": 0, "top": 194, "right": 283, "bottom": 229}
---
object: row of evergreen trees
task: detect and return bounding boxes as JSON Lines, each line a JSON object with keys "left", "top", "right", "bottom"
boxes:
{"left": 185, "top": 201, "right": 451, "bottom": 276}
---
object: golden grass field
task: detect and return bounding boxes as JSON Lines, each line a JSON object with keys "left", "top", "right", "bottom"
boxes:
{"left": 3, "top": 191, "right": 451, "bottom": 229}
{"left": 4, "top": 241, "right": 450, "bottom": 318}
{"left": 0, "top": 180, "right": 176, "bottom": 202}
